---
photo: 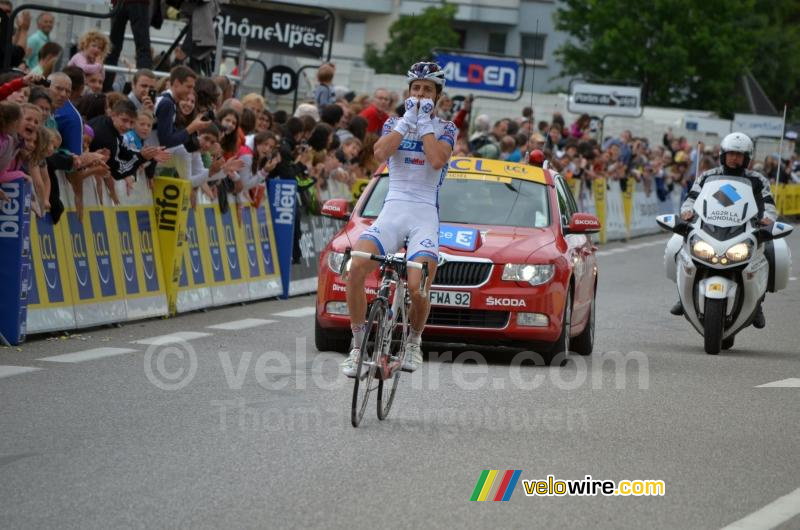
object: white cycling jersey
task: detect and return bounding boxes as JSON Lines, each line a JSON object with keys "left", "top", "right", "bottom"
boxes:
{"left": 381, "top": 116, "right": 457, "bottom": 207}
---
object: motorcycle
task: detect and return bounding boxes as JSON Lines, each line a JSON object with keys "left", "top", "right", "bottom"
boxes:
{"left": 658, "top": 176, "right": 793, "bottom": 354}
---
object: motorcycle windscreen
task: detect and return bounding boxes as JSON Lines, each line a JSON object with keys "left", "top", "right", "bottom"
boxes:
{"left": 694, "top": 178, "right": 758, "bottom": 228}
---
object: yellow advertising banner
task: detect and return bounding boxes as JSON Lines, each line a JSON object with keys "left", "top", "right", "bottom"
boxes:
{"left": 622, "top": 177, "right": 635, "bottom": 239}
{"left": 153, "top": 177, "right": 191, "bottom": 314}
{"left": 593, "top": 177, "right": 607, "bottom": 244}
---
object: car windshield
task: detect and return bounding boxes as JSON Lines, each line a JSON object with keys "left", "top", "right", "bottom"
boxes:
{"left": 361, "top": 174, "right": 550, "bottom": 228}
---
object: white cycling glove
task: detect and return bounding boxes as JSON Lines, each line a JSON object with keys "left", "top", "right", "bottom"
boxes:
{"left": 393, "top": 97, "right": 419, "bottom": 136}
{"left": 416, "top": 98, "right": 436, "bottom": 138}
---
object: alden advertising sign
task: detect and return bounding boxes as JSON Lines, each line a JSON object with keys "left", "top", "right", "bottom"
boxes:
{"left": 215, "top": 4, "right": 331, "bottom": 58}
{"left": 434, "top": 53, "right": 520, "bottom": 94}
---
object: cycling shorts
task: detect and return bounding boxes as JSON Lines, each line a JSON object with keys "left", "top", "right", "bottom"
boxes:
{"left": 359, "top": 200, "right": 439, "bottom": 262}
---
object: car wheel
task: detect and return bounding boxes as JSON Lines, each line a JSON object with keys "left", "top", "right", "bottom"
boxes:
{"left": 542, "top": 289, "right": 572, "bottom": 366}
{"left": 572, "top": 288, "right": 595, "bottom": 356}
{"left": 314, "top": 317, "right": 351, "bottom": 353}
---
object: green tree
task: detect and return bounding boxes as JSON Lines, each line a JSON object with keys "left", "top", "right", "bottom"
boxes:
{"left": 553, "top": 0, "right": 759, "bottom": 116}
{"left": 749, "top": 0, "right": 800, "bottom": 121}
{"left": 365, "top": 3, "right": 460, "bottom": 74}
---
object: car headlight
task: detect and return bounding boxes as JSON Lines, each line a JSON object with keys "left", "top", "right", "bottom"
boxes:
{"left": 691, "top": 239, "right": 716, "bottom": 261}
{"left": 327, "top": 251, "right": 346, "bottom": 274}
{"left": 502, "top": 264, "right": 555, "bottom": 286}
{"left": 725, "top": 242, "right": 751, "bottom": 262}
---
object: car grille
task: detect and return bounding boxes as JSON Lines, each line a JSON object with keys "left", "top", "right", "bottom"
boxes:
{"left": 433, "top": 262, "right": 492, "bottom": 287}
{"left": 427, "top": 308, "right": 509, "bottom": 328}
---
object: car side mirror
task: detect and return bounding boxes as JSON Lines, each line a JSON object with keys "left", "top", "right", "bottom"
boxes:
{"left": 567, "top": 213, "right": 601, "bottom": 234}
{"left": 320, "top": 198, "right": 350, "bottom": 220}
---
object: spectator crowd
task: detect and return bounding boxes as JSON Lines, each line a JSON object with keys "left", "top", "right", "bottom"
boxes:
{"left": 1, "top": 6, "right": 799, "bottom": 223}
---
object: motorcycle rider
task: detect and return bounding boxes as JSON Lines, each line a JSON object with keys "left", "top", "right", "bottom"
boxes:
{"left": 669, "top": 132, "right": 777, "bottom": 328}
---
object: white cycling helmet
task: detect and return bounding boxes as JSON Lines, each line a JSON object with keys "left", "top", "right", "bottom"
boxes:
{"left": 406, "top": 61, "right": 446, "bottom": 91}
{"left": 719, "top": 132, "right": 753, "bottom": 169}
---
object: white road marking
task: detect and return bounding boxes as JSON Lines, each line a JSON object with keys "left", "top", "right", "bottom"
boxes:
{"left": 272, "top": 307, "right": 316, "bottom": 318}
{"left": 206, "top": 318, "right": 276, "bottom": 330}
{"left": 756, "top": 378, "right": 800, "bottom": 388}
{"left": 721, "top": 486, "right": 800, "bottom": 529}
{"left": 131, "top": 331, "right": 212, "bottom": 345}
{"left": 790, "top": 277, "right": 797, "bottom": 281}
{"left": 39, "top": 347, "right": 138, "bottom": 363}
{"left": 0, "top": 365, "right": 42, "bottom": 379}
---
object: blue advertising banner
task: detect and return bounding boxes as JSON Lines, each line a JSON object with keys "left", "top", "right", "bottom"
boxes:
{"left": 135, "top": 210, "right": 160, "bottom": 293}
{"left": 66, "top": 212, "right": 94, "bottom": 300}
{"left": 255, "top": 204, "right": 276, "bottom": 276}
{"left": 89, "top": 211, "right": 118, "bottom": 298}
{"left": 241, "top": 207, "right": 262, "bottom": 279}
{"left": 439, "top": 224, "right": 479, "bottom": 252}
{"left": 116, "top": 211, "right": 140, "bottom": 296}
{"left": 434, "top": 52, "right": 520, "bottom": 94}
{"left": 31, "top": 213, "right": 66, "bottom": 304}
{"left": 182, "top": 208, "right": 206, "bottom": 287}
{"left": 0, "top": 178, "right": 32, "bottom": 344}
{"left": 219, "top": 208, "right": 242, "bottom": 281}
{"left": 267, "top": 179, "right": 297, "bottom": 298}
{"left": 204, "top": 207, "right": 226, "bottom": 283}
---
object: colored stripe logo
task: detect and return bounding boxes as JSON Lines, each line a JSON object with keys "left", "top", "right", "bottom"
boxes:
{"left": 470, "top": 470, "right": 522, "bottom": 501}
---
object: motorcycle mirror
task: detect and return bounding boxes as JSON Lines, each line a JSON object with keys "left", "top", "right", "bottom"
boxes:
{"left": 656, "top": 214, "right": 676, "bottom": 231}
{"left": 771, "top": 221, "right": 793, "bottom": 240}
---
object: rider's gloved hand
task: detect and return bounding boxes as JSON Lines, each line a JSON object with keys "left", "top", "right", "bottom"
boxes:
{"left": 416, "top": 98, "right": 436, "bottom": 138}
{"left": 393, "top": 97, "right": 419, "bottom": 136}
{"left": 680, "top": 210, "right": 694, "bottom": 221}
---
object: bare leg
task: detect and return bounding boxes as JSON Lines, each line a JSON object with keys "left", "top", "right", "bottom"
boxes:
{"left": 345, "top": 239, "right": 381, "bottom": 348}
{"left": 407, "top": 257, "right": 437, "bottom": 336}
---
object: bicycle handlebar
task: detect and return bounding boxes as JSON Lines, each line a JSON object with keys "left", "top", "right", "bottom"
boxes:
{"left": 350, "top": 250, "right": 423, "bottom": 270}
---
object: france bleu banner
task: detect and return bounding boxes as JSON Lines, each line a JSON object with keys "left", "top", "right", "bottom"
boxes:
{"left": 0, "top": 178, "right": 32, "bottom": 345}
{"left": 267, "top": 179, "right": 298, "bottom": 299}
{"left": 434, "top": 52, "right": 520, "bottom": 94}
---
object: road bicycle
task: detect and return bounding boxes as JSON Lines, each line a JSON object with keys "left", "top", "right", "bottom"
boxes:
{"left": 342, "top": 248, "right": 428, "bottom": 427}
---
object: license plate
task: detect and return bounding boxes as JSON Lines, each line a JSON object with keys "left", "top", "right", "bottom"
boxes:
{"left": 429, "top": 290, "right": 471, "bottom": 307}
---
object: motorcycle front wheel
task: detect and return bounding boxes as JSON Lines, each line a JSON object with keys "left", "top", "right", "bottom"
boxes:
{"left": 704, "top": 298, "right": 726, "bottom": 355}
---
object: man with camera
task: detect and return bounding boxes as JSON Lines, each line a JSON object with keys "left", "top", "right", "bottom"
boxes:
{"left": 128, "top": 69, "right": 157, "bottom": 112}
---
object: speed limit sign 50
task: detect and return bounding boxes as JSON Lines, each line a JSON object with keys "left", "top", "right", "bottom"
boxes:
{"left": 266, "top": 65, "right": 297, "bottom": 95}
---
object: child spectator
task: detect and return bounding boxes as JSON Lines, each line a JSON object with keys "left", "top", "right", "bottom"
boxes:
{"left": 313, "top": 63, "right": 336, "bottom": 110}
{"left": 68, "top": 30, "right": 111, "bottom": 78}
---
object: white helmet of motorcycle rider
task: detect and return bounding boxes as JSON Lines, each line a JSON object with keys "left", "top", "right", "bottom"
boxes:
{"left": 719, "top": 132, "right": 754, "bottom": 175}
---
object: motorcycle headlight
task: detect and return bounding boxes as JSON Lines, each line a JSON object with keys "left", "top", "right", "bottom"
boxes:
{"left": 327, "top": 251, "right": 346, "bottom": 274}
{"left": 725, "top": 242, "right": 751, "bottom": 262}
{"left": 502, "top": 264, "right": 555, "bottom": 286}
{"left": 691, "top": 239, "right": 716, "bottom": 261}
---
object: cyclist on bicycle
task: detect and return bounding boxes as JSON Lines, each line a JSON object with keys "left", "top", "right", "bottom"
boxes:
{"left": 341, "top": 61, "right": 457, "bottom": 377}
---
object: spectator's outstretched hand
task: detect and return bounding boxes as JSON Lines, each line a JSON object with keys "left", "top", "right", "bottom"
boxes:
{"left": 223, "top": 157, "right": 245, "bottom": 175}
{"left": 23, "top": 72, "right": 44, "bottom": 86}
{"left": 141, "top": 146, "right": 171, "bottom": 163}
{"left": 187, "top": 115, "right": 212, "bottom": 134}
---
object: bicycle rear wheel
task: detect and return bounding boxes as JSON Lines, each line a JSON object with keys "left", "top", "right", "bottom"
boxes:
{"left": 351, "top": 300, "right": 387, "bottom": 428}
{"left": 377, "top": 303, "right": 408, "bottom": 421}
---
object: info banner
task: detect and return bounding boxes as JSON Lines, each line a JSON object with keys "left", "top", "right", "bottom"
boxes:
{"left": 267, "top": 179, "right": 298, "bottom": 299}
{"left": 0, "top": 178, "right": 32, "bottom": 345}
{"left": 593, "top": 177, "right": 607, "bottom": 244}
{"left": 153, "top": 177, "right": 191, "bottom": 314}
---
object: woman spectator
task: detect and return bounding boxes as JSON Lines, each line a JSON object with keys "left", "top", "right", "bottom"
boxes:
{"left": 569, "top": 113, "right": 591, "bottom": 139}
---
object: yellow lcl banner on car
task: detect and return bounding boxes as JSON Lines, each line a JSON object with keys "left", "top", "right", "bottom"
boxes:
{"left": 153, "top": 177, "right": 191, "bottom": 314}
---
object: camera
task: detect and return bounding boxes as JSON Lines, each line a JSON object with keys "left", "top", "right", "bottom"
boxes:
{"left": 203, "top": 108, "right": 216, "bottom": 122}
{"left": 32, "top": 78, "right": 51, "bottom": 88}
{"left": 148, "top": 88, "right": 157, "bottom": 102}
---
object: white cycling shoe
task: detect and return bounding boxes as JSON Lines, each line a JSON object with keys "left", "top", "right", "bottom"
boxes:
{"left": 341, "top": 348, "right": 362, "bottom": 378}
{"left": 401, "top": 343, "right": 423, "bottom": 372}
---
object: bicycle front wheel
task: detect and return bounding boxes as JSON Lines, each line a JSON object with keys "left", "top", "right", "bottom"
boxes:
{"left": 377, "top": 302, "right": 407, "bottom": 420}
{"left": 351, "top": 299, "right": 387, "bottom": 428}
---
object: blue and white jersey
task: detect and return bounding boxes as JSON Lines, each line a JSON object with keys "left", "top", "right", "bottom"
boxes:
{"left": 382, "top": 116, "right": 457, "bottom": 207}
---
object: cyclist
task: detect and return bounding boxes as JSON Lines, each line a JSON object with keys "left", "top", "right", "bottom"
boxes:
{"left": 341, "top": 61, "right": 457, "bottom": 377}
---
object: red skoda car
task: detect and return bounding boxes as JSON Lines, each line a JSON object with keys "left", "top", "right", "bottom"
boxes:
{"left": 314, "top": 157, "right": 600, "bottom": 364}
